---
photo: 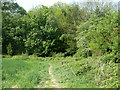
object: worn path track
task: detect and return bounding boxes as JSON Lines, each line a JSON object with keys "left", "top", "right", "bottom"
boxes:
{"left": 36, "top": 64, "right": 60, "bottom": 88}
{"left": 49, "top": 64, "right": 60, "bottom": 88}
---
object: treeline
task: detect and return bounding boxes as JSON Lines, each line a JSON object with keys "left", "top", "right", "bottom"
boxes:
{"left": 2, "top": 1, "right": 119, "bottom": 61}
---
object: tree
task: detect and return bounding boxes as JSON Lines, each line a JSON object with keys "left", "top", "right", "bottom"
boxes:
{"left": 2, "top": 0, "right": 27, "bottom": 54}
{"left": 1, "top": 0, "right": 26, "bottom": 15}
{"left": 76, "top": 10, "right": 118, "bottom": 62}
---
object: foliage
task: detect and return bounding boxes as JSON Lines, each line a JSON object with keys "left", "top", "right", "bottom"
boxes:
{"left": 52, "top": 52, "right": 65, "bottom": 57}
{"left": 50, "top": 56, "right": 118, "bottom": 88}
{"left": 2, "top": 1, "right": 88, "bottom": 56}
{"left": 6, "top": 43, "right": 13, "bottom": 55}
{"left": 76, "top": 10, "right": 118, "bottom": 62}
{"left": 2, "top": 1, "right": 119, "bottom": 88}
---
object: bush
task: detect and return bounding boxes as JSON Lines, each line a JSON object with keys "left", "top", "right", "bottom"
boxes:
{"left": 52, "top": 52, "right": 65, "bottom": 57}
{"left": 11, "top": 54, "right": 29, "bottom": 60}
{"left": 28, "top": 55, "right": 39, "bottom": 60}
{"left": 2, "top": 55, "right": 12, "bottom": 58}
{"left": 6, "top": 43, "right": 13, "bottom": 56}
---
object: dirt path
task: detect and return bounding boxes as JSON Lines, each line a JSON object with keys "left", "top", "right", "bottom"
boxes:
{"left": 35, "top": 64, "right": 60, "bottom": 88}
{"left": 49, "top": 65, "right": 60, "bottom": 88}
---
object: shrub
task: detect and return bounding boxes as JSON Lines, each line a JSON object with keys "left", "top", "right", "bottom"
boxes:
{"left": 52, "top": 52, "right": 65, "bottom": 57}
{"left": 6, "top": 43, "right": 13, "bottom": 56}
{"left": 11, "top": 54, "right": 29, "bottom": 60}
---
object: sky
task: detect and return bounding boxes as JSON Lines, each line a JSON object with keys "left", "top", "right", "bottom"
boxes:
{"left": 15, "top": 0, "right": 82, "bottom": 12}
{"left": 15, "top": 0, "right": 119, "bottom": 12}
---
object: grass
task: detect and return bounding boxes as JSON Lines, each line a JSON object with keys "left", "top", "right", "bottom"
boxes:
{"left": 50, "top": 57, "right": 99, "bottom": 88}
{"left": 2, "top": 58, "right": 50, "bottom": 88}
{"left": 2, "top": 55, "right": 118, "bottom": 88}
{"left": 49, "top": 56, "right": 118, "bottom": 88}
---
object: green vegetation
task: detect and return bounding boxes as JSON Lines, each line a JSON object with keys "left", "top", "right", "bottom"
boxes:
{"left": 2, "top": 57, "right": 50, "bottom": 88}
{"left": 1, "top": 0, "right": 119, "bottom": 88}
{"left": 51, "top": 57, "right": 118, "bottom": 88}
{"left": 2, "top": 1, "right": 119, "bottom": 58}
{"left": 2, "top": 55, "right": 118, "bottom": 88}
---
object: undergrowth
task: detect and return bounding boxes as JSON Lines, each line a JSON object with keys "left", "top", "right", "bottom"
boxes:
{"left": 50, "top": 56, "right": 118, "bottom": 88}
{"left": 2, "top": 54, "right": 118, "bottom": 88}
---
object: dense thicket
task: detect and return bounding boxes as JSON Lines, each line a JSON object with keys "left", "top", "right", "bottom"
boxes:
{"left": 75, "top": 10, "right": 119, "bottom": 62}
{"left": 2, "top": 1, "right": 119, "bottom": 61}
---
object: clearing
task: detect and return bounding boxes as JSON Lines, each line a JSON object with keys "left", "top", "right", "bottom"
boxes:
{"left": 2, "top": 56, "right": 118, "bottom": 88}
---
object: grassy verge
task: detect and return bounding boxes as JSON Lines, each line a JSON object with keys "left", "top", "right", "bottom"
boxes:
{"left": 50, "top": 57, "right": 98, "bottom": 88}
{"left": 50, "top": 56, "right": 118, "bottom": 88}
{"left": 2, "top": 57, "right": 50, "bottom": 88}
{"left": 2, "top": 55, "right": 118, "bottom": 88}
